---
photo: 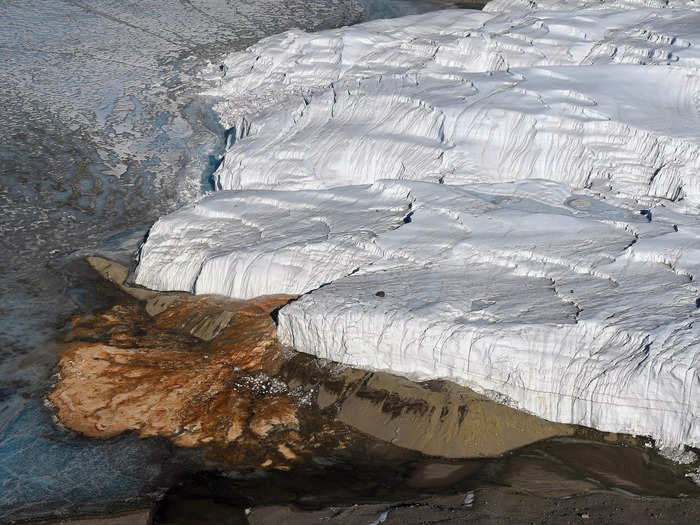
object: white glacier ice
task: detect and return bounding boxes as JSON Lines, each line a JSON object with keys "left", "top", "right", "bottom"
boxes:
{"left": 205, "top": 2, "right": 700, "bottom": 202}
{"left": 135, "top": 0, "right": 700, "bottom": 449}
{"left": 134, "top": 183, "right": 412, "bottom": 296}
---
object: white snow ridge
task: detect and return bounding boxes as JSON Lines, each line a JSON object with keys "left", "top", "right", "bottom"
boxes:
{"left": 135, "top": 0, "right": 700, "bottom": 450}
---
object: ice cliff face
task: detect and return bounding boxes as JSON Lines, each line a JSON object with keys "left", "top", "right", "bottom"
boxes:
{"left": 136, "top": 0, "right": 700, "bottom": 448}
{"left": 278, "top": 180, "right": 700, "bottom": 448}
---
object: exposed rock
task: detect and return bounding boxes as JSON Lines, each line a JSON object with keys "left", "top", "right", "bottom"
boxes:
{"left": 245, "top": 488, "right": 700, "bottom": 525}
{"left": 87, "top": 255, "right": 188, "bottom": 315}
{"left": 87, "top": 256, "right": 158, "bottom": 302}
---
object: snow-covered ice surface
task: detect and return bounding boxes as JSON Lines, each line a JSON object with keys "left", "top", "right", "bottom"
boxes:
{"left": 205, "top": 3, "right": 700, "bottom": 202}
{"left": 136, "top": 0, "right": 700, "bottom": 450}
{"left": 135, "top": 184, "right": 412, "bottom": 296}
{"left": 0, "top": 0, "right": 463, "bottom": 520}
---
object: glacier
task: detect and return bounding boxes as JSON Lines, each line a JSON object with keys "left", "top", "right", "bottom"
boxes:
{"left": 135, "top": 0, "right": 700, "bottom": 449}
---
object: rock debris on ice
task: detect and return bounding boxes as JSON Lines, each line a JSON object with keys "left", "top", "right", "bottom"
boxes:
{"left": 136, "top": 0, "right": 700, "bottom": 449}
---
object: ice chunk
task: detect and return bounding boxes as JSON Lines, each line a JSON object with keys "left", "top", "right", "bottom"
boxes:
{"left": 276, "top": 180, "right": 700, "bottom": 448}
